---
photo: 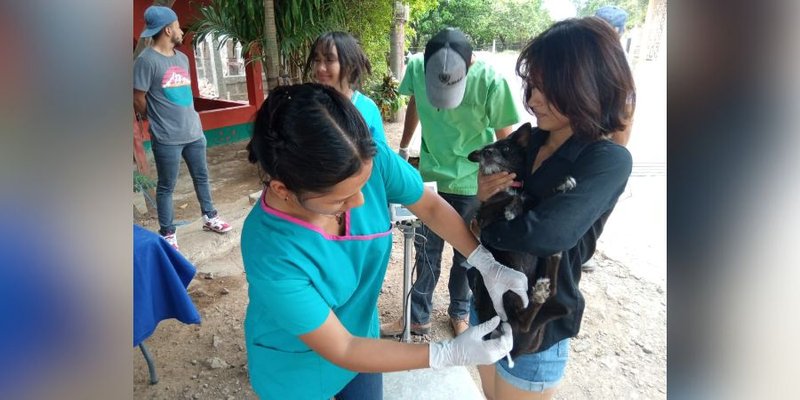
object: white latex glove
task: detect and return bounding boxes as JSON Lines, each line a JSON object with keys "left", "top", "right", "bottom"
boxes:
{"left": 429, "top": 316, "right": 513, "bottom": 369}
{"left": 398, "top": 147, "right": 410, "bottom": 161}
{"left": 467, "top": 245, "right": 529, "bottom": 321}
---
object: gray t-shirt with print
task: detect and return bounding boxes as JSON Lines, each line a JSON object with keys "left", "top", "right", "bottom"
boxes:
{"left": 134, "top": 48, "right": 203, "bottom": 145}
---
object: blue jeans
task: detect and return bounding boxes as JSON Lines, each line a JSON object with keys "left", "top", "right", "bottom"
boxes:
{"left": 151, "top": 137, "right": 216, "bottom": 236}
{"left": 410, "top": 192, "right": 480, "bottom": 324}
{"left": 335, "top": 373, "right": 382, "bottom": 399}
{"left": 469, "top": 300, "right": 569, "bottom": 391}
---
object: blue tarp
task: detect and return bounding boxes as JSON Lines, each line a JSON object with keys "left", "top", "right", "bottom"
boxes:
{"left": 133, "top": 225, "right": 201, "bottom": 346}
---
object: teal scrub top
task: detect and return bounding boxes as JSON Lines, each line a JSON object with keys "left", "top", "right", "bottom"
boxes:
{"left": 351, "top": 90, "right": 387, "bottom": 144}
{"left": 241, "top": 140, "right": 424, "bottom": 399}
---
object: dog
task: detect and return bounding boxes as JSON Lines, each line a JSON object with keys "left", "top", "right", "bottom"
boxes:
{"left": 468, "top": 122, "right": 571, "bottom": 357}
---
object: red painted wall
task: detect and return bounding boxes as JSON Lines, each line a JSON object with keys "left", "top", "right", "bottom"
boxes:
{"left": 133, "top": 0, "right": 262, "bottom": 135}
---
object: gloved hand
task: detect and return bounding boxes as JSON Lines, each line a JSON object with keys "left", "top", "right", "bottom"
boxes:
{"left": 429, "top": 316, "right": 513, "bottom": 369}
{"left": 398, "top": 147, "right": 410, "bottom": 161}
{"left": 467, "top": 245, "right": 529, "bottom": 321}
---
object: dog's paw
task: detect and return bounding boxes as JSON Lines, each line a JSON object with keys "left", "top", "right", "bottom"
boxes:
{"left": 554, "top": 176, "right": 577, "bottom": 193}
{"left": 532, "top": 277, "right": 551, "bottom": 304}
{"left": 503, "top": 195, "right": 525, "bottom": 220}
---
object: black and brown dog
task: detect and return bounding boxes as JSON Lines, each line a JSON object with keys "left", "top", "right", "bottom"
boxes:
{"left": 468, "top": 123, "right": 571, "bottom": 357}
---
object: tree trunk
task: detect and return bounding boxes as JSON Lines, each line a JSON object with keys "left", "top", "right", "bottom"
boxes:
{"left": 645, "top": 0, "right": 667, "bottom": 61}
{"left": 263, "top": 0, "right": 280, "bottom": 90}
{"left": 634, "top": 0, "right": 667, "bottom": 65}
{"left": 133, "top": 0, "right": 176, "bottom": 60}
{"left": 390, "top": 2, "right": 408, "bottom": 80}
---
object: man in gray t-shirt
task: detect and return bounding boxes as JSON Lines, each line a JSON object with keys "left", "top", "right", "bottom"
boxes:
{"left": 134, "top": 6, "right": 231, "bottom": 250}
{"left": 134, "top": 46, "right": 203, "bottom": 145}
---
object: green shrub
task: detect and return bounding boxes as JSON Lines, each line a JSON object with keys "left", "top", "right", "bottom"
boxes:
{"left": 134, "top": 171, "right": 157, "bottom": 211}
{"left": 369, "top": 73, "right": 406, "bottom": 122}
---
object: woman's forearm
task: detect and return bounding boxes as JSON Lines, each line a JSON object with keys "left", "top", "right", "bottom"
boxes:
{"left": 301, "top": 311, "right": 430, "bottom": 372}
{"left": 341, "top": 336, "right": 430, "bottom": 372}
{"left": 407, "top": 188, "right": 479, "bottom": 259}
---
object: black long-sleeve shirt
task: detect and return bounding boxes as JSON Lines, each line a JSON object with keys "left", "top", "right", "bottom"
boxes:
{"left": 481, "top": 128, "right": 632, "bottom": 351}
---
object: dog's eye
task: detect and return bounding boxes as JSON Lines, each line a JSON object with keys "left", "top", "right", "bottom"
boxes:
{"left": 500, "top": 146, "right": 510, "bottom": 153}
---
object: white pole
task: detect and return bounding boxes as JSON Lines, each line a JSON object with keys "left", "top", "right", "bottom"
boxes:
{"left": 207, "top": 35, "right": 219, "bottom": 98}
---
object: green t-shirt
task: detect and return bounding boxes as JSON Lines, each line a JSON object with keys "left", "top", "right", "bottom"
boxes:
{"left": 241, "top": 140, "right": 423, "bottom": 399}
{"left": 399, "top": 54, "right": 520, "bottom": 195}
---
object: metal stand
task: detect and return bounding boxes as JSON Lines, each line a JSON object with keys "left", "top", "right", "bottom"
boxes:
{"left": 398, "top": 220, "right": 421, "bottom": 343}
{"left": 139, "top": 342, "right": 159, "bottom": 384}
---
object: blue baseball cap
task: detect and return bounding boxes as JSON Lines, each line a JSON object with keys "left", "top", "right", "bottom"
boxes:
{"left": 595, "top": 5, "right": 628, "bottom": 33}
{"left": 140, "top": 6, "right": 178, "bottom": 38}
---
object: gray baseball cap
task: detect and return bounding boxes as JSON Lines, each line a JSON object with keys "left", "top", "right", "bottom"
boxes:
{"left": 424, "top": 28, "right": 472, "bottom": 109}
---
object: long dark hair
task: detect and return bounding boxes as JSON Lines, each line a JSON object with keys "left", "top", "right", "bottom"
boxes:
{"left": 246, "top": 83, "right": 377, "bottom": 194}
{"left": 304, "top": 31, "right": 372, "bottom": 89}
{"left": 516, "top": 17, "right": 635, "bottom": 141}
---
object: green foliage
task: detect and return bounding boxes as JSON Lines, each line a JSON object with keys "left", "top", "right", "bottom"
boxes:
{"left": 134, "top": 171, "right": 157, "bottom": 211}
{"left": 189, "top": 0, "right": 420, "bottom": 84}
{"left": 341, "top": 0, "right": 394, "bottom": 81}
{"left": 368, "top": 73, "right": 406, "bottom": 122}
{"left": 274, "top": 0, "right": 347, "bottom": 75}
{"left": 405, "top": 0, "right": 440, "bottom": 49}
{"left": 571, "top": 0, "right": 649, "bottom": 29}
{"left": 133, "top": 171, "right": 156, "bottom": 193}
{"left": 409, "top": 0, "right": 552, "bottom": 51}
{"left": 189, "top": 0, "right": 347, "bottom": 80}
{"left": 486, "top": 0, "right": 552, "bottom": 48}
{"left": 190, "top": 0, "right": 264, "bottom": 58}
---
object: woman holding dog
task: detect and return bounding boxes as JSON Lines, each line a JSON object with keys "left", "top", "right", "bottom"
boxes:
{"left": 474, "top": 17, "right": 635, "bottom": 399}
{"left": 240, "top": 83, "right": 529, "bottom": 399}
{"left": 305, "top": 31, "right": 387, "bottom": 144}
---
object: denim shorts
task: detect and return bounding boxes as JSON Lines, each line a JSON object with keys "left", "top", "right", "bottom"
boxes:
{"left": 470, "top": 303, "right": 570, "bottom": 392}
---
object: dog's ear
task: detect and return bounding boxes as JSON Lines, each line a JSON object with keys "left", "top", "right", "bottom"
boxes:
{"left": 512, "top": 122, "right": 532, "bottom": 148}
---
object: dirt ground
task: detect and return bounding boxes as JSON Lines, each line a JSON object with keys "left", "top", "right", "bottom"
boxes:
{"left": 133, "top": 121, "right": 666, "bottom": 399}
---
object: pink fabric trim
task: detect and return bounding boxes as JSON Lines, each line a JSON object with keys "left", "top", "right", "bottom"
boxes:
{"left": 260, "top": 190, "right": 391, "bottom": 241}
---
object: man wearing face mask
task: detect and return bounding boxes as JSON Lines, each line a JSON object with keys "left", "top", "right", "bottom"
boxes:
{"left": 134, "top": 6, "right": 231, "bottom": 250}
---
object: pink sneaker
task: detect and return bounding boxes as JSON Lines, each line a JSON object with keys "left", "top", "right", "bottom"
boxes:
{"left": 202, "top": 215, "right": 232, "bottom": 233}
{"left": 162, "top": 232, "right": 179, "bottom": 250}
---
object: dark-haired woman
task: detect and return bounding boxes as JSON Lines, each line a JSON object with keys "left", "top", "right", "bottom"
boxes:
{"left": 474, "top": 17, "right": 636, "bottom": 399}
{"left": 241, "top": 83, "right": 530, "bottom": 399}
{"left": 305, "top": 31, "right": 386, "bottom": 143}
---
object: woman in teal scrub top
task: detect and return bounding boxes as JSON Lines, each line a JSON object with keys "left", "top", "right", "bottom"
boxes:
{"left": 305, "top": 31, "right": 387, "bottom": 144}
{"left": 241, "top": 83, "right": 528, "bottom": 399}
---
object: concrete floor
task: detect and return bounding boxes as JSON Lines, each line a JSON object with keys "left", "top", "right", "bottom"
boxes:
{"left": 384, "top": 366, "right": 484, "bottom": 399}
